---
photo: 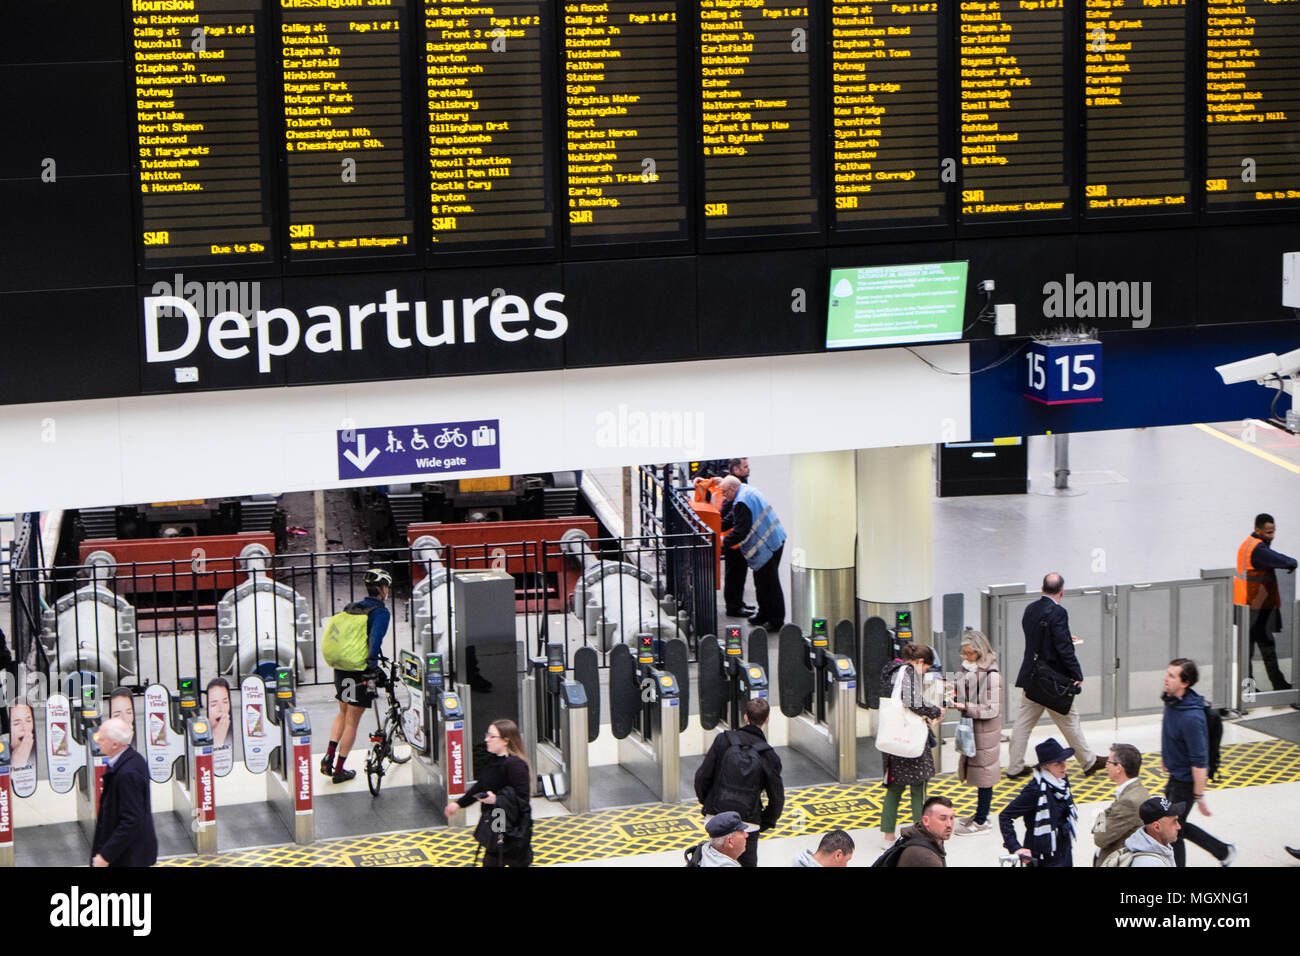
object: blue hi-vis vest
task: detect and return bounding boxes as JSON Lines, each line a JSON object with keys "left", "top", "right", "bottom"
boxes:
{"left": 734, "top": 484, "right": 786, "bottom": 570}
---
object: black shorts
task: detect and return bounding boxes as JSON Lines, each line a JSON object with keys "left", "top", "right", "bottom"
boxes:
{"left": 334, "top": 668, "right": 376, "bottom": 708}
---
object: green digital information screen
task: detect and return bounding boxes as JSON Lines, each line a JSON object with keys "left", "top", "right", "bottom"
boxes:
{"left": 825, "top": 261, "right": 969, "bottom": 350}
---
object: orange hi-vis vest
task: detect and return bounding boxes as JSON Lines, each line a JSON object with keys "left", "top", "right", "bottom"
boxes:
{"left": 1234, "top": 535, "right": 1277, "bottom": 608}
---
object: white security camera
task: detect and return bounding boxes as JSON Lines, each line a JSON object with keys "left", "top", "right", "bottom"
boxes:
{"left": 1215, "top": 353, "right": 1282, "bottom": 386}
{"left": 1277, "top": 347, "right": 1300, "bottom": 379}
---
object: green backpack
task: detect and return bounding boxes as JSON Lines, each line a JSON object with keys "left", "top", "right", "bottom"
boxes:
{"left": 321, "top": 603, "right": 374, "bottom": 671}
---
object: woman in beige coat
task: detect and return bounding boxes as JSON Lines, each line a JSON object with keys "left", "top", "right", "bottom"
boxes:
{"left": 950, "top": 630, "right": 1001, "bottom": 834}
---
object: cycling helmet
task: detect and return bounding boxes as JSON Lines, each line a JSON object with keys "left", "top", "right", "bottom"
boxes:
{"left": 364, "top": 568, "right": 393, "bottom": 588}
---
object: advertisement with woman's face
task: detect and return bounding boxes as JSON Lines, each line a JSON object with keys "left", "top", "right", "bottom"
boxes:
{"left": 109, "top": 690, "right": 137, "bottom": 745}
{"left": 207, "top": 679, "right": 233, "bottom": 776}
{"left": 9, "top": 702, "right": 38, "bottom": 797}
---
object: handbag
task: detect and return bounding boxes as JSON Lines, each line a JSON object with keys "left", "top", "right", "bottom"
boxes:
{"left": 1025, "top": 656, "right": 1077, "bottom": 714}
{"left": 955, "top": 716, "right": 976, "bottom": 758}
{"left": 1023, "top": 620, "right": 1079, "bottom": 714}
{"left": 876, "top": 666, "right": 928, "bottom": 758}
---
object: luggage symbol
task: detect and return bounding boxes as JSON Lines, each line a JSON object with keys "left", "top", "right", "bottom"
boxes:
{"left": 472, "top": 425, "right": 497, "bottom": 446}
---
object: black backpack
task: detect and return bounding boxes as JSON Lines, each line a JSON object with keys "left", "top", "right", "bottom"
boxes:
{"left": 684, "top": 842, "right": 704, "bottom": 867}
{"left": 871, "top": 833, "right": 940, "bottom": 867}
{"left": 707, "top": 731, "right": 771, "bottom": 818}
{"left": 1204, "top": 703, "right": 1223, "bottom": 781}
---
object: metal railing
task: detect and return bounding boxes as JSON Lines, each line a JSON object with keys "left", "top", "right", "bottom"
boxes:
{"left": 10, "top": 526, "right": 722, "bottom": 694}
{"left": 533, "top": 531, "right": 715, "bottom": 667}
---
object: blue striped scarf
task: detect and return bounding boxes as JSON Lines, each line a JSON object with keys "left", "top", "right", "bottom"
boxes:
{"left": 1031, "top": 769, "right": 1078, "bottom": 855}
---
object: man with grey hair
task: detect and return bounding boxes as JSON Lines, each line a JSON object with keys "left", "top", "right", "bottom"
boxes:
{"left": 719, "top": 475, "right": 787, "bottom": 630}
{"left": 1092, "top": 743, "right": 1149, "bottom": 865}
{"left": 90, "top": 717, "right": 158, "bottom": 867}
{"left": 697, "top": 811, "right": 758, "bottom": 867}
{"left": 1006, "top": 572, "right": 1105, "bottom": 779}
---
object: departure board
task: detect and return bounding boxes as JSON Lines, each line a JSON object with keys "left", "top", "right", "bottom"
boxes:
{"left": 425, "top": 0, "right": 555, "bottom": 250}
{"left": 131, "top": 0, "right": 275, "bottom": 266}
{"left": 1205, "top": 0, "right": 1300, "bottom": 208}
{"left": 699, "top": 0, "right": 818, "bottom": 238}
{"left": 1083, "top": 0, "right": 1191, "bottom": 216}
{"left": 830, "top": 0, "right": 947, "bottom": 229}
{"left": 563, "top": 0, "right": 689, "bottom": 245}
{"left": 280, "top": 0, "right": 415, "bottom": 259}
{"left": 957, "top": 0, "right": 1071, "bottom": 221}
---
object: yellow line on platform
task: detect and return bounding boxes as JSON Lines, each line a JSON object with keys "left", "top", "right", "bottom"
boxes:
{"left": 1194, "top": 422, "right": 1300, "bottom": 475}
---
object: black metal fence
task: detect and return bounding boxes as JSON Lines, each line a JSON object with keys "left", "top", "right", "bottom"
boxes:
{"left": 8, "top": 523, "right": 720, "bottom": 693}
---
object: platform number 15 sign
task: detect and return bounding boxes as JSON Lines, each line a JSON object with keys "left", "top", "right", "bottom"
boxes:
{"left": 1025, "top": 340, "right": 1103, "bottom": 405}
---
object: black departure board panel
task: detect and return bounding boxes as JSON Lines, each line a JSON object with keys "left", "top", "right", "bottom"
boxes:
{"left": 958, "top": 0, "right": 1071, "bottom": 222}
{"left": 830, "top": 0, "right": 948, "bottom": 230}
{"left": 1205, "top": 0, "right": 1300, "bottom": 208}
{"left": 106, "top": 0, "right": 1300, "bottom": 277}
{"left": 699, "top": 0, "right": 818, "bottom": 238}
{"left": 562, "top": 0, "right": 689, "bottom": 245}
{"left": 425, "top": 0, "right": 555, "bottom": 251}
{"left": 279, "top": 0, "right": 415, "bottom": 260}
{"left": 131, "top": 0, "right": 276, "bottom": 266}
{"left": 1083, "top": 0, "right": 1191, "bottom": 216}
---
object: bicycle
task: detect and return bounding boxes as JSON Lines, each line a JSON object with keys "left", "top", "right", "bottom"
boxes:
{"left": 364, "top": 654, "right": 413, "bottom": 796}
{"left": 433, "top": 426, "right": 467, "bottom": 449}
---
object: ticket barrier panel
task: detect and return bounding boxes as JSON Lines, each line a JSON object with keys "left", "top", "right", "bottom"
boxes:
{"left": 408, "top": 652, "right": 472, "bottom": 825}
{"left": 780, "top": 620, "right": 857, "bottom": 783}
{"left": 169, "top": 676, "right": 217, "bottom": 856}
{"left": 610, "top": 635, "right": 683, "bottom": 804}
{"left": 0, "top": 735, "right": 12, "bottom": 867}
{"left": 70, "top": 672, "right": 107, "bottom": 848}
{"left": 698, "top": 626, "right": 769, "bottom": 736}
{"left": 266, "top": 706, "right": 313, "bottom": 845}
{"left": 523, "top": 643, "right": 591, "bottom": 813}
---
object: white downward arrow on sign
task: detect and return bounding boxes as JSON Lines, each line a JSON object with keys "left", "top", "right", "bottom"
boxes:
{"left": 343, "top": 434, "right": 380, "bottom": 472}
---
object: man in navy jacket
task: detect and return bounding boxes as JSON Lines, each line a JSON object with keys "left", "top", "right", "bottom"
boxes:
{"left": 90, "top": 717, "right": 158, "bottom": 867}
{"left": 1006, "top": 573, "right": 1106, "bottom": 779}
{"left": 1161, "top": 659, "right": 1235, "bottom": 866}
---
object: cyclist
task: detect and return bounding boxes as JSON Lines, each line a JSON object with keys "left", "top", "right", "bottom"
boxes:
{"left": 321, "top": 568, "right": 392, "bottom": 784}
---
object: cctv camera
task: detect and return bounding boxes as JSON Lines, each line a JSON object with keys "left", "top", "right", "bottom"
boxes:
{"left": 1216, "top": 353, "right": 1282, "bottom": 386}
{"left": 1276, "top": 347, "right": 1300, "bottom": 379}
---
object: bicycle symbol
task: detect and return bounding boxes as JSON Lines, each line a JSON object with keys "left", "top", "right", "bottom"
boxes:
{"left": 433, "top": 426, "right": 467, "bottom": 449}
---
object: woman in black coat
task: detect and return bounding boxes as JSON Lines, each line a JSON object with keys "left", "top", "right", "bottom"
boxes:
{"left": 444, "top": 718, "right": 534, "bottom": 866}
{"left": 999, "top": 737, "right": 1079, "bottom": 867}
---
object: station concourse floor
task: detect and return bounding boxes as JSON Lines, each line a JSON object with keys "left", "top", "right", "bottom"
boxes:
{"left": 10, "top": 421, "right": 1300, "bottom": 866}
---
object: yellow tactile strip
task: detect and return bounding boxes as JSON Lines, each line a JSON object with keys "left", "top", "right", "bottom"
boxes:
{"left": 158, "top": 738, "right": 1300, "bottom": 867}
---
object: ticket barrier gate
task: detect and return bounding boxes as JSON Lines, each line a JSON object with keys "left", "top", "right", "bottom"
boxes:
{"left": 168, "top": 676, "right": 217, "bottom": 856}
{"left": 0, "top": 734, "right": 12, "bottom": 867}
{"left": 260, "top": 664, "right": 314, "bottom": 845}
{"left": 406, "top": 651, "right": 473, "bottom": 826}
{"left": 69, "top": 672, "right": 107, "bottom": 848}
{"left": 606, "top": 634, "right": 689, "bottom": 804}
{"left": 698, "top": 625, "right": 769, "bottom": 735}
{"left": 779, "top": 619, "right": 857, "bottom": 783}
{"left": 520, "top": 643, "right": 592, "bottom": 813}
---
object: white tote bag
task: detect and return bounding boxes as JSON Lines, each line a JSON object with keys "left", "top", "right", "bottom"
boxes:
{"left": 876, "top": 666, "right": 928, "bottom": 758}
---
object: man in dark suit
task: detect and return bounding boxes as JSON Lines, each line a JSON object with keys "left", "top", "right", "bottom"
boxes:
{"left": 1005, "top": 573, "right": 1105, "bottom": 779}
{"left": 90, "top": 717, "right": 158, "bottom": 867}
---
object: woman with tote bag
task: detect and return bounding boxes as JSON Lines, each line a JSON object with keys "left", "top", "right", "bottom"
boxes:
{"left": 877, "top": 644, "right": 942, "bottom": 848}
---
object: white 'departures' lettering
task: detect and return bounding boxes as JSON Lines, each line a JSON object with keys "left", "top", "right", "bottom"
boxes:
{"left": 143, "top": 289, "right": 567, "bottom": 372}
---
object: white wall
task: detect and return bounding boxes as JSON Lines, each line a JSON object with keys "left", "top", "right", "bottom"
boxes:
{"left": 0, "top": 344, "right": 970, "bottom": 512}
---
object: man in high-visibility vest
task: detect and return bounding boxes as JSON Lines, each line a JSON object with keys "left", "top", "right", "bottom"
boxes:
{"left": 719, "top": 475, "right": 787, "bottom": 631}
{"left": 1234, "top": 513, "right": 1298, "bottom": 692}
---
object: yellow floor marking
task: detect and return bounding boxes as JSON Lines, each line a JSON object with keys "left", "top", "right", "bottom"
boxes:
{"left": 157, "top": 738, "right": 1300, "bottom": 867}
{"left": 1194, "top": 422, "right": 1300, "bottom": 475}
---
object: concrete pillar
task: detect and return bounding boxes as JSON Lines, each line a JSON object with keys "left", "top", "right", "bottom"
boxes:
{"left": 788, "top": 451, "right": 857, "bottom": 634}
{"left": 856, "top": 445, "right": 933, "bottom": 650}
